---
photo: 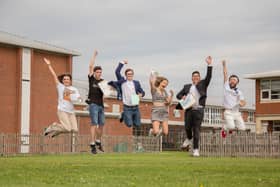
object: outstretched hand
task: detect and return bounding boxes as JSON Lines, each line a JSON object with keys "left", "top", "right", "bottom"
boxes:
{"left": 205, "top": 56, "right": 212, "bottom": 65}
{"left": 123, "top": 59, "right": 128, "bottom": 64}
{"left": 44, "top": 58, "right": 51, "bottom": 65}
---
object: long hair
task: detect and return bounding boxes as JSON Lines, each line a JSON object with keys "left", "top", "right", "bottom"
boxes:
{"left": 154, "top": 76, "right": 168, "bottom": 87}
{"left": 57, "top": 73, "right": 72, "bottom": 84}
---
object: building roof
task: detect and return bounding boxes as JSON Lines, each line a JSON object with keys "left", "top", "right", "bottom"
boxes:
{"left": 244, "top": 71, "right": 280, "bottom": 79}
{"left": 0, "top": 31, "right": 81, "bottom": 56}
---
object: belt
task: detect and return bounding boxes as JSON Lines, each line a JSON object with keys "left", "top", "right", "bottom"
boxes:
{"left": 124, "top": 104, "right": 139, "bottom": 108}
{"left": 191, "top": 105, "right": 204, "bottom": 110}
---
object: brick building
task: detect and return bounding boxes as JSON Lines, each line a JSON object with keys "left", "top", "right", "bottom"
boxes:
{"left": 0, "top": 31, "right": 80, "bottom": 136}
{"left": 245, "top": 71, "right": 280, "bottom": 133}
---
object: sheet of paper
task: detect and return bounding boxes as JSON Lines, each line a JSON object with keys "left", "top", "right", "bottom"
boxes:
{"left": 131, "top": 94, "right": 140, "bottom": 105}
{"left": 179, "top": 93, "right": 196, "bottom": 110}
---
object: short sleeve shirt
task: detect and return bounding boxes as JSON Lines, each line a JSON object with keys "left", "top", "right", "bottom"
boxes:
{"left": 223, "top": 81, "right": 244, "bottom": 111}
{"left": 88, "top": 75, "right": 104, "bottom": 107}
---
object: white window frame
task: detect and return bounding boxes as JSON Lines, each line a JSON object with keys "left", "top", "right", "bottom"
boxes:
{"left": 260, "top": 79, "right": 280, "bottom": 102}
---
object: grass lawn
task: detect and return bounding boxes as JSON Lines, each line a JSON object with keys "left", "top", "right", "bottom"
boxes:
{"left": 0, "top": 152, "right": 279, "bottom": 187}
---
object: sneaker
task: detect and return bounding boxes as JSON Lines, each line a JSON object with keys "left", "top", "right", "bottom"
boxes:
{"left": 90, "top": 144, "right": 97, "bottom": 154}
{"left": 221, "top": 129, "right": 227, "bottom": 138}
{"left": 193, "top": 149, "right": 200, "bottom": 157}
{"left": 148, "top": 128, "right": 153, "bottom": 136}
{"left": 156, "top": 127, "right": 163, "bottom": 137}
{"left": 43, "top": 128, "right": 49, "bottom": 136}
{"left": 181, "top": 138, "right": 192, "bottom": 151}
{"left": 51, "top": 131, "right": 61, "bottom": 138}
{"left": 95, "top": 141, "right": 104, "bottom": 152}
{"left": 136, "top": 142, "right": 144, "bottom": 152}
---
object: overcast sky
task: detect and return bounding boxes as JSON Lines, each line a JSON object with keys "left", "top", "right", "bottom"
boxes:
{"left": 1, "top": 0, "right": 280, "bottom": 108}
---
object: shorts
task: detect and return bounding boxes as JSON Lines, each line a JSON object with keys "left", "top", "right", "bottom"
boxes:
{"left": 89, "top": 103, "right": 105, "bottom": 126}
{"left": 151, "top": 107, "right": 169, "bottom": 122}
{"left": 122, "top": 105, "right": 141, "bottom": 127}
{"left": 224, "top": 109, "right": 245, "bottom": 130}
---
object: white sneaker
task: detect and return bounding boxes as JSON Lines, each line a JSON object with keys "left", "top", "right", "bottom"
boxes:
{"left": 193, "top": 149, "right": 200, "bottom": 157}
{"left": 148, "top": 128, "right": 153, "bottom": 136}
{"left": 156, "top": 127, "right": 163, "bottom": 137}
{"left": 181, "top": 138, "right": 192, "bottom": 149}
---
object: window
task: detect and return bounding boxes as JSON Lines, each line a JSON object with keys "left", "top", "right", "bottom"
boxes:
{"left": 247, "top": 111, "right": 255, "bottom": 123}
{"left": 273, "top": 121, "right": 280, "bottom": 131}
{"left": 260, "top": 79, "right": 280, "bottom": 101}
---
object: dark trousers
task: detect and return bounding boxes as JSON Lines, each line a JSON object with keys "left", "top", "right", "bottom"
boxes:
{"left": 184, "top": 108, "right": 204, "bottom": 149}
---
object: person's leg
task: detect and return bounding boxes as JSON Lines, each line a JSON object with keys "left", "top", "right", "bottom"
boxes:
{"left": 69, "top": 113, "right": 78, "bottom": 133}
{"left": 151, "top": 121, "right": 161, "bottom": 135}
{"left": 49, "top": 110, "right": 72, "bottom": 137}
{"left": 185, "top": 110, "right": 193, "bottom": 140}
{"left": 89, "top": 104, "right": 100, "bottom": 154}
{"left": 192, "top": 109, "right": 204, "bottom": 151}
{"left": 57, "top": 110, "right": 72, "bottom": 132}
{"left": 181, "top": 110, "right": 193, "bottom": 149}
{"left": 95, "top": 106, "right": 105, "bottom": 152}
{"left": 235, "top": 111, "right": 246, "bottom": 131}
{"left": 224, "top": 110, "right": 235, "bottom": 131}
{"left": 123, "top": 106, "right": 134, "bottom": 128}
{"left": 133, "top": 107, "right": 141, "bottom": 137}
{"left": 161, "top": 121, "right": 168, "bottom": 136}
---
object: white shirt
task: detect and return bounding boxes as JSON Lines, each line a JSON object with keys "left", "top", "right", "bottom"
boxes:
{"left": 121, "top": 80, "right": 137, "bottom": 106}
{"left": 223, "top": 82, "right": 244, "bottom": 111}
{"left": 57, "top": 83, "right": 80, "bottom": 113}
{"left": 190, "top": 84, "right": 201, "bottom": 107}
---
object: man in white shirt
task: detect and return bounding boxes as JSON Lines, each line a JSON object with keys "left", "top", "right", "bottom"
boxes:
{"left": 108, "top": 60, "right": 145, "bottom": 150}
{"left": 222, "top": 60, "right": 246, "bottom": 135}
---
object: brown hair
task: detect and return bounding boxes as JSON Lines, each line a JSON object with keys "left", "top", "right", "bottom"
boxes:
{"left": 58, "top": 73, "right": 72, "bottom": 84}
{"left": 94, "top": 66, "right": 102, "bottom": 72}
{"left": 154, "top": 76, "right": 168, "bottom": 87}
{"left": 125, "top": 68, "right": 134, "bottom": 75}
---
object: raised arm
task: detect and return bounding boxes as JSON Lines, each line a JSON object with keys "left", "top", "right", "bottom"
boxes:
{"left": 204, "top": 56, "right": 213, "bottom": 86}
{"left": 89, "top": 50, "right": 98, "bottom": 76}
{"left": 222, "top": 60, "right": 228, "bottom": 83}
{"left": 44, "top": 58, "right": 59, "bottom": 85}
{"left": 149, "top": 71, "right": 157, "bottom": 93}
{"left": 115, "top": 59, "right": 127, "bottom": 81}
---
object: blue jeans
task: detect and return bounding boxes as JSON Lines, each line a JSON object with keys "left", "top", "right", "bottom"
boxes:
{"left": 122, "top": 105, "right": 141, "bottom": 127}
{"left": 89, "top": 103, "right": 105, "bottom": 126}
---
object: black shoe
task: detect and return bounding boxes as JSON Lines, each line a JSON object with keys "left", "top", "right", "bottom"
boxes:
{"left": 51, "top": 131, "right": 61, "bottom": 138}
{"left": 96, "top": 141, "right": 104, "bottom": 152}
{"left": 119, "top": 112, "right": 124, "bottom": 123}
{"left": 43, "top": 128, "right": 49, "bottom": 136}
{"left": 90, "top": 144, "right": 97, "bottom": 154}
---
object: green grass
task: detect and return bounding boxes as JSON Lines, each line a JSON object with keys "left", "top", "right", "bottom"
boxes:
{"left": 0, "top": 152, "right": 280, "bottom": 187}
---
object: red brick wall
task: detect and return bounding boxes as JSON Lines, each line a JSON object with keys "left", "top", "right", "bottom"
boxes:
{"left": 255, "top": 79, "right": 280, "bottom": 115}
{"left": 0, "top": 45, "right": 21, "bottom": 133}
{"left": 29, "top": 50, "right": 72, "bottom": 134}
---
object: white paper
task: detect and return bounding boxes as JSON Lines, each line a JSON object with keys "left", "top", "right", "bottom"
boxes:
{"left": 179, "top": 93, "right": 196, "bottom": 110}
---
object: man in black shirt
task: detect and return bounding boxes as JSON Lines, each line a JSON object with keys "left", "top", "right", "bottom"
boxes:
{"left": 87, "top": 50, "right": 105, "bottom": 154}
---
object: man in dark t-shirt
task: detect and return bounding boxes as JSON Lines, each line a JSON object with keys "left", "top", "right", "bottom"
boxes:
{"left": 87, "top": 50, "right": 105, "bottom": 154}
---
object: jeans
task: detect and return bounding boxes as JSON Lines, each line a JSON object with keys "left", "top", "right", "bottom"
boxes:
{"left": 89, "top": 103, "right": 105, "bottom": 126}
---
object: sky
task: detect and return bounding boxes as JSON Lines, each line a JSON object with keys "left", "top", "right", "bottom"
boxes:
{"left": 1, "top": 0, "right": 280, "bottom": 108}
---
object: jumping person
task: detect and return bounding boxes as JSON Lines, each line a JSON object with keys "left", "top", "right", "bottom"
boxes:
{"left": 148, "top": 74, "right": 174, "bottom": 136}
{"left": 108, "top": 60, "right": 145, "bottom": 149}
{"left": 176, "top": 56, "right": 213, "bottom": 157}
{"left": 222, "top": 60, "right": 246, "bottom": 136}
{"left": 43, "top": 58, "right": 81, "bottom": 138}
{"left": 87, "top": 50, "right": 105, "bottom": 154}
